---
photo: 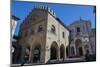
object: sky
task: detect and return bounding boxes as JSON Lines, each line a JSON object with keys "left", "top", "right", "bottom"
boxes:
{"left": 12, "top": 0, "right": 96, "bottom": 36}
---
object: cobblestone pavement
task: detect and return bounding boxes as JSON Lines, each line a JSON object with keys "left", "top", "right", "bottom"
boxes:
{"left": 11, "top": 57, "right": 86, "bottom": 66}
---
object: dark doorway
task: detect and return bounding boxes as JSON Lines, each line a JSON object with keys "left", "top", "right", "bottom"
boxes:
{"left": 75, "top": 39, "right": 83, "bottom": 57}
{"left": 60, "top": 45, "right": 65, "bottom": 59}
{"left": 33, "top": 47, "right": 40, "bottom": 63}
{"left": 66, "top": 47, "right": 69, "bottom": 57}
{"left": 12, "top": 43, "right": 21, "bottom": 64}
{"left": 51, "top": 47, "right": 57, "bottom": 59}
{"left": 50, "top": 42, "right": 58, "bottom": 60}
{"left": 79, "top": 47, "right": 83, "bottom": 56}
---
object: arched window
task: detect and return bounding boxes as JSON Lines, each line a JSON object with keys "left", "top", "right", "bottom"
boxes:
{"left": 38, "top": 25, "right": 43, "bottom": 32}
{"left": 76, "top": 27, "right": 80, "bottom": 32}
{"left": 51, "top": 25, "right": 56, "bottom": 33}
{"left": 62, "top": 32, "right": 65, "bottom": 38}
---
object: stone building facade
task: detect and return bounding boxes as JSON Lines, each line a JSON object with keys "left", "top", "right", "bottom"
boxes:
{"left": 11, "top": 16, "right": 20, "bottom": 37}
{"left": 11, "top": 16, "right": 20, "bottom": 64}
{"left": 68, "top": 19, "right": 96, "bottom": 58}
{"left": 12, "top": 7, "right": 96, "bottom": 65}
{"left": 18, "top": 7, "right": 70, "bottom": 64}
{"left": 90, "top": 28, "right": 96, "bottom": 54}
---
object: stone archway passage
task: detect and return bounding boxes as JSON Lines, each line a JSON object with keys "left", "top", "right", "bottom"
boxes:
{"left": 66, "top": 47, "right": 69, "bottom": 57}
{"left": 71, "top": 47, "right": 75, "bottom": 56}
{"left": 33, "top": 45, "right": 41, "bottom": 63}
{"left": 50, "top": 42, "right": 58, "bottom": 60}
{"left": 51, "top": 46, "right": 57, "bottom": 59}
{"left": 60, "top": 44, "right": 65, "bottom": 59}
{"left": 75, "top": 39, "right": 83, "bottom": 57}
{"left": 78, "top": 47, "right": 83, "bottom": 56}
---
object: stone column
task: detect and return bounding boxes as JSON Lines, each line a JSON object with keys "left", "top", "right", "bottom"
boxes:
{"left": 64, "top": 47, "right": 67, "bottom": 60}
{"left": 40, "top": 46, "right": 45, "bottom": 63}
{"left": 82, "top": 44, "right": 85, "bottom": 56}
{"left": 74, "top": 45, "right": 78, "bottom": 56}
{"left": 57, "top": 47, "right": 60, "bottom": 60}
{"left": 29, "top": 46, "right": 32, "bottom": 63}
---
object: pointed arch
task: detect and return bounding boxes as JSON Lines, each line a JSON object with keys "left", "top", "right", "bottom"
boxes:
{"left": 75, "top": 39, "right": 83, "bottom": 56}
{"left": 33, "top": 44, "right": 41, "bottom": 63}
{"left": 60, "top": 44, "right": 65, "bottom": 59}
{"left": 50, "top": 41, "right": 58, "bottom": 60}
